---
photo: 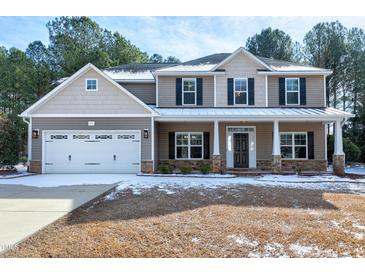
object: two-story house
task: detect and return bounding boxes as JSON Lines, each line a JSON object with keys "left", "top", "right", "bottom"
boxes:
{"left": 20, "top": 47, "right": 353, "bottom": 175}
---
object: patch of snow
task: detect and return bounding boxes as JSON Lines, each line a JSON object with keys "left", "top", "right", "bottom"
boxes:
{"left": 248, "top": 251, "right": 261, "bottom": 258}
{"left": 227, "top": 234, "right": 259, "bottom": 247}
{"left": 191, "top": 237, "right": 200, "bottom": 243}
{"left": 345, "top": 164, "right": 365, "bottom": 176}
{"left": 103, "top": 70, "right": 155, "bottom": 80}
{"left": 139, "top": 173, "right": 236, "bottom": 178}
{"left": 352, "top": 223, "right": 365, "bottom": 230}
{"left": 353, "top": 232, "right": 364, "bottom": 240}
{"left": 289, "top": 243, "right": 320, "bottom": 257}
{"left": 264, "top": 243, "right": 289, "bottom": 257}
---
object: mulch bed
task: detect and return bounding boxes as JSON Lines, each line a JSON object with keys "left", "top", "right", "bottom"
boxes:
{"left": 2, "top": 185, "right": 365, "bottom": 258}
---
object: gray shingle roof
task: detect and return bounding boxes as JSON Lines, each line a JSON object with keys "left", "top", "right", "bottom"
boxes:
{"left": 104, "top": 63, "right": 177, "bottom": 73}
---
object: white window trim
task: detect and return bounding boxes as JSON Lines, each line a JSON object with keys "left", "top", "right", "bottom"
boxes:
{"left": 280, "top": 132, "right": 308, "bottom": 160}
{"left": 233, "top": 78, "right": 248, "bottom": 105}
{"left": 182, "top": 78, "right": 197, "bottom": 106}
{"left": 85, "top": 79, "right": 98, "bottom": 91}
{"left": 175, "top": 132, "right": 204, "bottom": 160}
{"left": 285, "top": 78, "right": 300, "bottom": 105}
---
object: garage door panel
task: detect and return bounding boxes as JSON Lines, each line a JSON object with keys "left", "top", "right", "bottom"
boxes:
{"left": 44, "top": 131, "right": 141, "bottom": 173}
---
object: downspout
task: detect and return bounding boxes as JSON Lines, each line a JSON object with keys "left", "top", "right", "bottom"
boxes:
{"left": 22, "top": 117, "right": 32, "bottom": 164}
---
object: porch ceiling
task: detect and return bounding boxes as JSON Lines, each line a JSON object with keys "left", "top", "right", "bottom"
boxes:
{"left": 153, "top": 107, "right": 353, "bottom": 122}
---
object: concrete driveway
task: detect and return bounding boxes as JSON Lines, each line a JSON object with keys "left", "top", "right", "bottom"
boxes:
{"left": 0, "top": 174, "right": 123, "bottom": 252}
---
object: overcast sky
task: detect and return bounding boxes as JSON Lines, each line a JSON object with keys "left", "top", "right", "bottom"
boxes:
{"left": 1, "top": 16, "right": 365, "bottom": 61}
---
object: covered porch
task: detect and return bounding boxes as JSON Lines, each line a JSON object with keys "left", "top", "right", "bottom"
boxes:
{"left": 153, "top": 107, "right": 353, "bottom": 175}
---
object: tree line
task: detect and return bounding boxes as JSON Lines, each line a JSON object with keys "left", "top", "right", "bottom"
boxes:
{"left": 0, "top": 17, "right": 364, "bottom": 168}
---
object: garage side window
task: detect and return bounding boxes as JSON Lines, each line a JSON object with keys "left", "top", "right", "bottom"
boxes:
{"left": 175, "top": 132, "right": 203, "bottom": 159}
{"left": 85, "top": 79, "right": 98, "bottom": 91}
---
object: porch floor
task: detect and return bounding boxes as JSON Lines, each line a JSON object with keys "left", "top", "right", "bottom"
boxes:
{"left": 226, "top": 168, "right": 332, "bottom": 177}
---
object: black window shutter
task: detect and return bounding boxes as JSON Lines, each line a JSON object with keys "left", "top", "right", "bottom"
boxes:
{"left": 168, "top": 132, "right": 175, "bottom": 159}
{"left": 248, "top": 78, "right": 255, "bottom": 105}
{"left": 308, "top": 131, "right": 314, "bottom": 159}
{"left": 300, "top": 78, "right": 306, "bottom": 105}
{"left": 227, "top": 78, "right": 234, "bottom": 105}
{"left": 203, "top": 132, "right": 210, "bottom": 159}
{"left": 279, "top": 78, "right": 285, "bottom": 105}
{"left": 197, "top": 78, "right": 203, "bottom": 105}
{"left": 176, "top": 78, "right": 182, "bottom": 105}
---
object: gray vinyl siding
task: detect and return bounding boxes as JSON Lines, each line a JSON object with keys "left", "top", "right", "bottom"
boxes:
{"left": 158, "top": 76, "right": 214, "bottom": 107}
{"left": 33, "top": 68, "right": 150, "bottom": 115}
{"left": 268, "top": 75, "right": 325, "bottom": 107}
{"left": 216, "top": 52, "right": 267, "bottom": 107}
{"left": 120, "top": 83, "right": 156, "bottom": 105}
{"left": 32, "top": 117, "right": 152, "bottom": 161}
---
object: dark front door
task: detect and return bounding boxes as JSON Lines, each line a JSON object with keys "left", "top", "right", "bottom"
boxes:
{"left": 233, "top": 133, "right": 249, "bottom": 168}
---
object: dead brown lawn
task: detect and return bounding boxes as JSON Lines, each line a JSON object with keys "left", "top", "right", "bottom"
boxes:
{"left": 2, "top": 185, "right": 365, "bottom": 258}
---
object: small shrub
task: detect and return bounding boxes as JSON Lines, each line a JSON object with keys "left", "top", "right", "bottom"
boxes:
{"left": 180, "top": 165, "right": 192, "bottom": 174}
{"left": 295, "top": 165, "right": 302, "bottom": 175}
{"left": 0, "top": 114, "right": 19, "bottom": 169}
{"left": 19, "top": 156, "right": 28, "bottom": 165}
{"left": 159, "top": 165, "right": 173, "bottom": 174}
{"left": 199, "top": 163, "right": 211, "bottom": 174}
{"left": 343, "top": 138, "right": 361, "bottom": 163}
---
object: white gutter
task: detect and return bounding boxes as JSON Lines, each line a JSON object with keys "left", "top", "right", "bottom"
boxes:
{"left": 115, "top": 79, "right": 156, "bottom": 83}
{"left": 154, "top": 71, "right": 225, "bottom": 76}
{"left": 257, "top": 71, "right": 332, "bottom": 76}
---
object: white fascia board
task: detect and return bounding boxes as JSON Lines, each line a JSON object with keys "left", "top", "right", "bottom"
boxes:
{"left": 210, "top": 47, "right": 273, "bottom": 71}
{"left": 115, "top": 79, "right": 156, "bottom": 83}
{"left": 257, "top": 71, "right": 333, "bottom": 76}
{"left": 30, "top": 114, "right": 156, "bottom": 118}
{"left": 21, "top": 63, "right": 158, "bottom": 117}
{"left": 154, "top": 71, "right": 225, "bottom": 76}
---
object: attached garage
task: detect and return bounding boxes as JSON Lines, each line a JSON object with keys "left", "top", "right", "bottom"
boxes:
{"left": 43, "top": 131, "right": 141, "bottom": 173}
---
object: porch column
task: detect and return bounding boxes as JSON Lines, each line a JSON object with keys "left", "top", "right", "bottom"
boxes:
{"left": 272, "top": 120, "right": 281, "bottom": 173}
{"left": 333, "top": 120, "right": 345, "bottom": 176}
{"left": 212, "top": 120, "right": 222, "bottom": 173}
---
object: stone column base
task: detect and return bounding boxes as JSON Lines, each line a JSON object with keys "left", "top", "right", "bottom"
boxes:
{"left": 333, "top": 154, "right": 345, "bottom": 176}
{"left": 29, "top": 160, "right": 42, "bottom": 173}
{"left": 272, "top": 155, "right": 281, "bottom": 173}
{"left": 141, "top": 160, "right": 153, "bottom": 174}
{"left": 212, "top": 155, "right": 222, "bottom": 173}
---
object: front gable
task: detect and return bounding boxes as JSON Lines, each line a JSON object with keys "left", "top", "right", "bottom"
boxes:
{"left": 22, "top": 64, "right": 154, "bottom": 117}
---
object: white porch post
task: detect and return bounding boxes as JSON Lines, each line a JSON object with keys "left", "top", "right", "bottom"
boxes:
{"left": 272, "top": 120, "right": 281, "bottom": 173}
{"left": 272, "top": 120, "right": 280, "bottom": 156}
{"left": 212, "top": 120, "right": 222, "bottom": 173}
{"left": 213, "top": 120, "right": 220, "bottom": 155}
{"left": 333, "top": 119, "right": 345, "bottom": 176}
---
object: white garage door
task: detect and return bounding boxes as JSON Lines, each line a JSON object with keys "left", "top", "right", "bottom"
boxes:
{"left": 43, "top": 131, "right": 141, "bottom": 173}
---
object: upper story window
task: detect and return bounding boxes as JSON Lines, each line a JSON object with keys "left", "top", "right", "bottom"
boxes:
{"left": 182, "top": 78, "right": 196, "bottom": 105}
{"left": 280, "top": 132, "right": 307, "bottom": 159}
{"left": 234, "top": 78, "right": 248, "bottom": 105}
{"left": 85, "top": 79, "right": 98, "bottom": 91}
{"left": 285, "top": 78, "right": 299, "bottom": 105}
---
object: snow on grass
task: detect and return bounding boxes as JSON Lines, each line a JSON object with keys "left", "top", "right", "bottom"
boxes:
{"left": 345, "top": 164, "right": 365, "bottom": 176}
{"left": 227, "top": 234, "right": 259, "bottom": 247}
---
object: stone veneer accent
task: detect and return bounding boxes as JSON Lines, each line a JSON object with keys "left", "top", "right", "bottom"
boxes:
{"left": 281, "top": 159, "right": 327, "bottom": 172}
{"left": 212, "top": 155, "right": 222, "bottom": 173}
{"left": 29, "top": 160, "right": 42, "bottom": 173}
{"left": 333, "top": 154, "right": 345, "bottom": 176}
{"left": 141, "top": 160, "right": 153, "bottom": 174}
{"left": 256, "top": 160, "right": 272, "bottom": 171}
{"left": 159, "top": 160, "right": 212, "bottom": 172}
{"left": 272, "top": 155, "right": 281, "bottom": 173}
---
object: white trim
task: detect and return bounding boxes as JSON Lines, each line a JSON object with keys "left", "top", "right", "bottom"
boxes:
{"left": 323, "top": 75, "right": 327, "bottom": 107}
{"left": 175, "top": 132, "right": 204, "bottom": 160}
{"left": 85, "top": 78, "right": 98, "bottom": 91}
{"left": 324, "top": 123, "right": 328, "bottom": 161}
{"left": 115, "top": 79, "right": 155, "bottom": 83}
{"left": 233, "top": 78, "right": 248, "bottom": 106}
{"left": 213, "top": 75, "right": 217, "bottom": 107}
{"left": 156, "top": 74, "right": 159, "bottom": 107}
{"left": 41, "top": 129, "right": 142, "bottom": 174}
{"left": 155, "top": 116, "right": 352, "bottom": 122}
{"left": 151, "top": 117, "right": 155, "bottom": 172}
{"left": 279, "top": 132, "right": 308, "bottom": 160}
{"left": 154, "top": 71, "right": 225, "bottom": 76}
{"left": 213, "top": 120, "right": 220, "bottom": 155}
{"left": 285, "top": 78, "right": 300, "bottom": 106}
{"left": 334, "top": 120, "right": 344, "bottom": 155}
{"left": 30, "top": 114, "right": 154, "bottom": 118}
{"left": 22, "top": 117, "right": 32, "bottom": 162}
{"left": 20, "top": 63, "right": 158, "bottom": 117}
{"left": 211, "top": 47, "right": 273, "bottom": 71}
{"left": 182, "top": 78, "right": 197, "bottom": 106}
{"left": 272, "top": 120, "right": 280, "bottom": 156}
{"left": 265, "top": 75, "right": 268, "bottom": 107}
{"left": 257, "top": 71, "right": 332, "bottom": 76}
{"left": 226, "top": 126, "right": 256, "bottom": 169}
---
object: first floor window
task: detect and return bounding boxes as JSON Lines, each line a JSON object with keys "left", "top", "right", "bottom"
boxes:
{"left": 234, "top": 78, "right": 248, "bottom": 105}
{"left": 176, "top": 132, "right": 203, "bottom": 159}
{"left": 280, "top": 132, "right": 307, "bottom": 159}
{"left": 182, "top": 78, "right": 196, "bottom": 105}
{"left": 285, "top": 78, "right": 299, "bottom": 105}
{"left": 86, "top": 79, "right": 98, "bottom": 91}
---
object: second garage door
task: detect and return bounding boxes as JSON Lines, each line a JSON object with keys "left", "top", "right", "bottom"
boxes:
{"left": 43, "top": 131, "right": 141, "bottom": 173}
